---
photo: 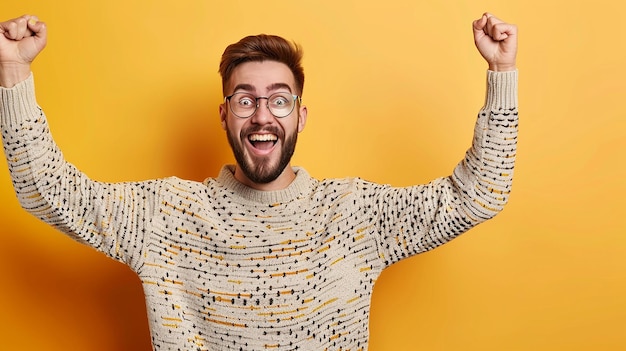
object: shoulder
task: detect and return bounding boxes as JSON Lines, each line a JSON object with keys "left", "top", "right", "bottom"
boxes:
{"left": 157, "top": 176, "right": 209, "bottom": 196}
{"left": 316, "top": 175, "right": 390, "bottom": 196}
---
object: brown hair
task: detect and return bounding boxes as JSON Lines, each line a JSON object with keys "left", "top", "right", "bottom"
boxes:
{"left": 219, "top": 34, "right": 305, "bottom": 96}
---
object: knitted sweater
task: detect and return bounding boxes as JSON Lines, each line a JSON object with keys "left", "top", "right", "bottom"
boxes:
{"left": 0, "top": 71, "right": 518, "bottom": 350}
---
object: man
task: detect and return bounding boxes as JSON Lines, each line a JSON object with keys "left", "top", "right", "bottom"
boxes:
{"left": 0, "top": 13, "right": 518, "bottom": 350}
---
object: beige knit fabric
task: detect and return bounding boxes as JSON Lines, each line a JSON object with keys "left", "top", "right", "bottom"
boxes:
{"left": 0, "top": 71, "right": 518, "bottom": 350}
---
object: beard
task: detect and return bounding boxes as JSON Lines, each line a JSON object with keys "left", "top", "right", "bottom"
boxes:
{"left": 226, "top": 124, "right": 298, "bottom": 184}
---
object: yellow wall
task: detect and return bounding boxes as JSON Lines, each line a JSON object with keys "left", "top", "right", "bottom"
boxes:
{"left": 1, "top": 1, "right": 624, "bottom": 350}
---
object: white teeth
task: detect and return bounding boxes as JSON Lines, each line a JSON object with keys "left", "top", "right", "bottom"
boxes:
{"left": 249, "top": 134, "right": 277, "bottom": 142}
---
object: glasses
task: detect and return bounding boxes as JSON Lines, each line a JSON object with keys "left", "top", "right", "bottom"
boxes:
{"left": 225, "top": 92, "right": 301, "bottom": 118}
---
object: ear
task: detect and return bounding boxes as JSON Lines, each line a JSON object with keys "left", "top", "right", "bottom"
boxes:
{"left": 219, "top": 103, "right": 227, "bottom": 130}
{"left": 297, "top": 105, "right": 307, "bottom": 133}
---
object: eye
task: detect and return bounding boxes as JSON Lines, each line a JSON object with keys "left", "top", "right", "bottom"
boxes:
{"left": 269, "top": 94, "right": 291, "bottom": 108}
{"left": 237, "top": 95, "right": 255, "bottom": 107}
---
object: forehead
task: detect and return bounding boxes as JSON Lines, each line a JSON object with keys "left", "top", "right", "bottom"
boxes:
{"left": 226, "top": 61, "right": 296, "bottom": 94}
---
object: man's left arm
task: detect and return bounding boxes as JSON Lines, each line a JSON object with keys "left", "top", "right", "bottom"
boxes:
{"left": 370, "top": 14, "right": 518, "bottom": 265}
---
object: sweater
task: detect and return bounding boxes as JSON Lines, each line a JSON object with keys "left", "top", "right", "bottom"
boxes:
{"left": 0, "top": 71, "right": 518, "bottom": 350}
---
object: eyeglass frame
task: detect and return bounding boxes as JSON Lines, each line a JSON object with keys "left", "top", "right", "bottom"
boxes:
{"left": 224, "top": 92, "right": 302, "bottom": 119}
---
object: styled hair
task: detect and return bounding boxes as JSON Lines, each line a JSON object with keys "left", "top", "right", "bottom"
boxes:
{"left": 219, "top": 34, "right": 305, "bottom": 96}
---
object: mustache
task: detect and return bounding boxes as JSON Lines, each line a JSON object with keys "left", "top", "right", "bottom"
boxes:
{"left": 241, "top": 126, "right": 283, "bottom": 138}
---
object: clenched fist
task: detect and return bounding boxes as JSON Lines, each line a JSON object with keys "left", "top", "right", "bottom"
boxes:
{"left": 473, "top": 13, "right": 517, "bottom": 72}
{"left": 0, "top": 15, "right": 47, "bottom": 87}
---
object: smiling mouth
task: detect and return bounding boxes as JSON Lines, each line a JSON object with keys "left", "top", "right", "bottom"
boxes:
{"left": 248, "top": 133, "right": 278, "bottom": 151}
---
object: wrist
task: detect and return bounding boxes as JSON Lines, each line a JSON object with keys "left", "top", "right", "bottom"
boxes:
{"left": 488, "top": 63, "right": 517, "bottom": 72}
{"left": 0, "top": 64, "right": 32, "bottom": 88}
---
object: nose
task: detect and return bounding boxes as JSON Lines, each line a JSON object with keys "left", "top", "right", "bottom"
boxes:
{"left": 250, "top": 98, "right": 274, "bottom": 125}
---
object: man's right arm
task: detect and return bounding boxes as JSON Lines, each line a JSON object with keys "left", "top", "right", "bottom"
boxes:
{"left": 0, "top": 16, "right": 156, "bottom": 270}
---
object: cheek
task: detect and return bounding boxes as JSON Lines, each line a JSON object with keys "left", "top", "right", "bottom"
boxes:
{"left": 225, "top": 118, "right": 247, "bottom": 139}
{"left": 278, "top": 120, "right": 298, "bottom": 135}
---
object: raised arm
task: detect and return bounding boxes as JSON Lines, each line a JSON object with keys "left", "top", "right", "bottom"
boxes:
{"left": 0, "top": 15, "right": 157, "bottom": 270}
{"left": 370, "top": 14, "right": 518, "bottom": 265}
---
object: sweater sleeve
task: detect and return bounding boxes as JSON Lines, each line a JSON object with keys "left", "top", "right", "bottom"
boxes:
{"left": 370, "top": 70, "right": 518, "bottom": 266}
{"left": 0, "top": 75, "right": 159, "bottom": 271}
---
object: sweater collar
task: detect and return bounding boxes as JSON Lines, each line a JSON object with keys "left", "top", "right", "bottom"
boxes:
{"left": 216, "top": 165, "right": 313, "bottom": 205}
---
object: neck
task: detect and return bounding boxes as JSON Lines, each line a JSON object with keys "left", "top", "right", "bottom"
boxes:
{"left": 233, "top": 165, "right": 296, "bottom": 191}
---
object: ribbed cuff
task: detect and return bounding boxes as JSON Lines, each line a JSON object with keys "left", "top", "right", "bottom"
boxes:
{"left": 0, "top": 73, "right": 39, "bottom": 126}
{"left": 484, "top": 70, "right": 518, "bottom": 111}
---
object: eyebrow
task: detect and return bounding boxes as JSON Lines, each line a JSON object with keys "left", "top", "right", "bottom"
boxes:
{"left": 232, "top": 83, "right": 293, "bottom": 95}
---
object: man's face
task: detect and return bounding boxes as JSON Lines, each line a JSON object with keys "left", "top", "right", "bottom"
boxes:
{"left": 220, "top": 60, "right": 307, "bottom": 186}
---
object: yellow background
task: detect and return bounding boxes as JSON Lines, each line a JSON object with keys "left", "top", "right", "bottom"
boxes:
{"left": 1, "top": 1, "right": 625, "bottom": 350}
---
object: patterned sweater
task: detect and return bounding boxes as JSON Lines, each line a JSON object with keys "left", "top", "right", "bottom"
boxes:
{"left": 0, "top": 71, "right": 518, "bottom": 350}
